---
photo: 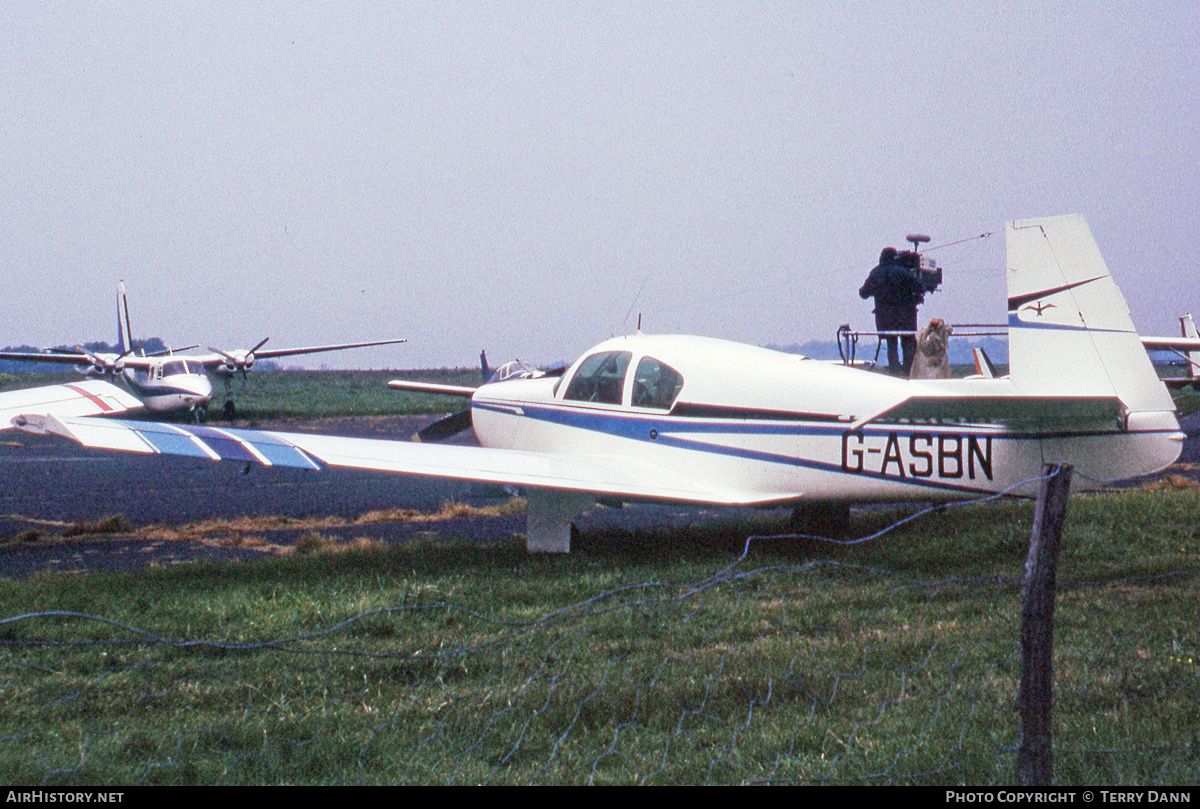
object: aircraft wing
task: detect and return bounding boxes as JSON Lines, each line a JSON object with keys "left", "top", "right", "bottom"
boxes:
{"left": 0, "top": 350, "right": 160, "bottom": 369}
{"left": 1, "top": 380, "right": 143, "bottom": 429}
{"left": 0, "top": 350, "right": 80, "bottom": 365}
{"left": 244, "top": 338, "right": 408, "bottom": 360}
{"left": 16, "top": 415, "right": 799, "bottom": 507}
{"left": 191, "top": 339, "right": 407, "bottom": 367}
{"left": 851, "top": 394, "right": 1125, "bottom": 430}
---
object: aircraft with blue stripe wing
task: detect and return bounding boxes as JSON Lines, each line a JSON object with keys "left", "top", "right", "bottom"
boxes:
{"left": 13, "top": 215, "right": 1187, "bottom": 552}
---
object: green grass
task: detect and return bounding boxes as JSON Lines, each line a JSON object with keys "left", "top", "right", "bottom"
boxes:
{"left": 0, "top": 488, "right": 1196, "bottom": 785}
{"left": 211, "top": 368, "right": 484, "bottom": 419}
{"left": 0, "top": 368, "right": 483, "bottom": 420}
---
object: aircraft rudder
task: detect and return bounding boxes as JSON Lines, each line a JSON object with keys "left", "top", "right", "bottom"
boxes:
{"left": 116, "top": 280, "right": 135, "bottom": 355}
{"left": 1005, "top": 215, "right": 1175, "bottom": 412}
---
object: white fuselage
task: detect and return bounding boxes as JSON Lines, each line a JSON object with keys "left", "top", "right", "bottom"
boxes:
{"left": 120, "top": 359, "right": 213, "bottom": 413}
{"left": 468, "top": 334, "right": 1182, "bottom": 505}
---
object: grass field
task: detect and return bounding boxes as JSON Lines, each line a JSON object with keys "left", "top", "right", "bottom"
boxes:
{"left": 0, "top": 487, "right": 1196, "bottom": 785}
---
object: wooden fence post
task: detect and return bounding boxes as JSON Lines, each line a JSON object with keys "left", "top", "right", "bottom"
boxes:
{"left": 1017, "top": 462, "right": 1073, "bottom": 786}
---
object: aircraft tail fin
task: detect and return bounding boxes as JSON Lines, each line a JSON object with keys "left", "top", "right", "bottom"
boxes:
{"left": 1005, "top": 215, "right": 1176, "bottom": 414}
{"left": 971, "top": 347, "right": 998, "bottom": 379}
{"left": 116, "top": 281, "right": 135, "bottom": 356}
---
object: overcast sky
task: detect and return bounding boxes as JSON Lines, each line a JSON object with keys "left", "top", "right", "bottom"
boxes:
{"left": 3, "top": 2, "right": 1197, "bottom": 369}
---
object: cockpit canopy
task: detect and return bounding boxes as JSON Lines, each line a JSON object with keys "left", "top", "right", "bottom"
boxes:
{"left": 562, "top": 350, "right": 684, "bottom": 410}
{"left": 161, "top": 359, "right": 202, "bottom": 377}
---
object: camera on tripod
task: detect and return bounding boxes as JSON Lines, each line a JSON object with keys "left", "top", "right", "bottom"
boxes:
{"left": 897, "top": 234, "right": 941, "bottom": 294}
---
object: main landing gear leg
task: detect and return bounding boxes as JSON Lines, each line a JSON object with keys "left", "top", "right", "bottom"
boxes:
{"left": 525, "top": 489, "right": 593, "bottom": 552}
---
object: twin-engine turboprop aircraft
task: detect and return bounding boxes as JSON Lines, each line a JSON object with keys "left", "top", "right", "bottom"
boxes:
{"left": 0, "top": 284, "right": 214, "bottom": 415}
{"left": 0, "top": 282, "right": 406, "bottom": 419}
{"left": 14, "top": 215, "right": 1187, "bottom": 552}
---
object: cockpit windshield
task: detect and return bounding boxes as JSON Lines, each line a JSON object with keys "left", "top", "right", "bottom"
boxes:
{"left": 632, "top": 357, "right": 684, "bottom": 410}
{"left": 161, "top": 360, "right": 199, "bottom": 377}
{"left": 563, "top": 351, "right": 631, "bottom": 405}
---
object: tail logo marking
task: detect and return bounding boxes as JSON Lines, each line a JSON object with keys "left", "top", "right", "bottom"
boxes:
{"left": 1007, "top": 275, "right": 1105, "bottom": 312}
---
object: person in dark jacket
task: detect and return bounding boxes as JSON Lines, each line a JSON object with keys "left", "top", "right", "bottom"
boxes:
{"left": 859, "top": 247, "right": 924, "bottom": 375}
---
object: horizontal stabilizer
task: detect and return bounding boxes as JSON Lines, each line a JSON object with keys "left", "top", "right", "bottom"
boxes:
{"left": 388, "top": 379, "right": 478, "bottom": 397}
{"left": 1141, "top": 336, "right": 1200, "bottom": 352}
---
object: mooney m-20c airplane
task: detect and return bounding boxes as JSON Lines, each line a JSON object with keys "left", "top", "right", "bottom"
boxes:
{"left": 0, "top": 283, "right": 406, "bottom": 418}
{"left": 13, "top": 215, "right": 1187, "bottom": 552}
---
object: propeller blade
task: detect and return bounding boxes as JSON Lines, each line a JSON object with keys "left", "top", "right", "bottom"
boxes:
{"left": 414, "top": 409, "right": 472, "bottom": 443}
{"left": 249, "top": 337, "right": 270, "bottom": 355}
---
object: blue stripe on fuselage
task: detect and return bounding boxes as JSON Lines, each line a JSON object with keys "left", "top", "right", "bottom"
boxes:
{"left": 472, "top": 399, "right": 1019, "bottom": 495}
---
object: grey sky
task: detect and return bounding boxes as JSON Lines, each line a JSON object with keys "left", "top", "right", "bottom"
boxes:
{"left": 3, "top": 2, "right": 1197, "bottom": 369}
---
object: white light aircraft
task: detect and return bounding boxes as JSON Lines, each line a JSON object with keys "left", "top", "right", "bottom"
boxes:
{"left": 1141, "top": 313, "right": 1200, "bottom": 389}
{"left": 1, "top": 282, "right": 406, "bottom": 419}
{"left": 14, "top": 215, "right": 1186, "bottom": 552}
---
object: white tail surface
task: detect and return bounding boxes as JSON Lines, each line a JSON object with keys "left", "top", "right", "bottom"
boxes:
{"left": 1006, "top": 215, "right": 1176, "bottom": 414}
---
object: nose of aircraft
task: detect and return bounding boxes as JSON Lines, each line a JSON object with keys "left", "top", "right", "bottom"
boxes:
{"left": 180, "top": 374, "right": 214, "bottom": 404}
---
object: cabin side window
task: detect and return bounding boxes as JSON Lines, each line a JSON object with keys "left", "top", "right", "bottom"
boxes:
{"left": 563, "top": 351, "right": 631, "bottom": 405}
{"left": 632, "top": 356, "right": 684, "bottom": 410}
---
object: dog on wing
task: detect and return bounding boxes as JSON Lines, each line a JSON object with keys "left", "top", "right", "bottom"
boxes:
{"left": 910, "top": 318, "right": 953, "bottom": 379}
